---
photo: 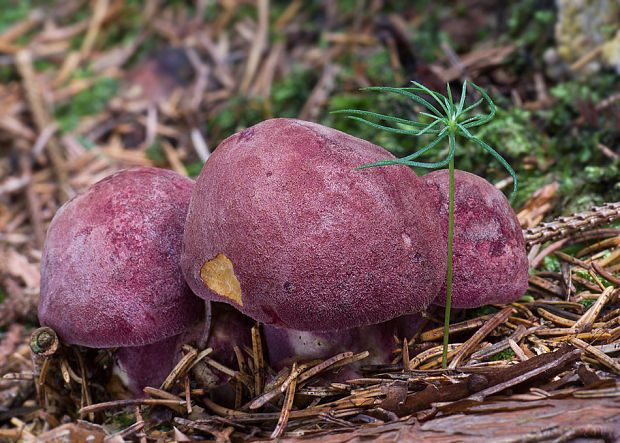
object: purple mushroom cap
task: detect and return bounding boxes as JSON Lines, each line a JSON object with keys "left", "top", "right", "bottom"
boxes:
{"left": 181, "top": 118, "right": 446, "bottom": 331}
{"left": 38, "top": 167, "right": 204, "bottom": 393}
{"left": 422, "top": 169, "right": 529, "bottom": 308}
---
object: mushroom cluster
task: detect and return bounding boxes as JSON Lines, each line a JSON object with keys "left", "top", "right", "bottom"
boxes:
{"left": 181, "top": 118, "right": 528, "bottom": 370}
{"left": 39, "top": 118, "right": 528, "bottom": 395}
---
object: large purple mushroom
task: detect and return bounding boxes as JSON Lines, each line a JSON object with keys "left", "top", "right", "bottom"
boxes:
{"left": 181, "top": 118, "right": 446, "bottom": 331}
{"left": 38, "top": 167, "right": 203, "bottom": 394}
{"left": 422, "top": 169, "right": 529, "bottom": 308}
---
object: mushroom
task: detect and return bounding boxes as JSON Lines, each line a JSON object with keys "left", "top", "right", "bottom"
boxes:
{"left": 38, "top": 167, "right": 203, "bottom": 394}
{"left": 190, "top": 302, "right": 254, "bottom": 405}
{"left": 262, "top": 313, "right": 425, "bottom": 379}
{"left": 191, "top": 302, "right": 253, "bottom": 389}
{"left": 264, "top": 322, "right": 394, "bottom": 365}
{"left": 181, "top": 118, "right": 446, "bottom": 332}
{"left": 265, "top": 314, "right": 423, "bottom": 365}
{"left": 422, "top": 169, "right": 529, "bottom": 308}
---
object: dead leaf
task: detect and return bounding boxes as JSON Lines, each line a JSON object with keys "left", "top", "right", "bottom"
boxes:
{"left": 517, "top": 181, "right": 559, "bottom": 228}
{"left": 34, "top": 422, "right": 115, "bottom": 443}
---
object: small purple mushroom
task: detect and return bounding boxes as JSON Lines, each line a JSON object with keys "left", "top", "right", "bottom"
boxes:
{"left": 264, "top": 321, "right": 398, "bottom": 368}
{"left": 422, "top": 169, "right": 529, "bottom": 308}
{"left": 38, "top": 167, "right": 203, "bottom": 394}
{"left": 263, "top": 313, "right": 425, "bottom": 380}
{"left": 181, "top": 118, "right": 446, "bottom": 331}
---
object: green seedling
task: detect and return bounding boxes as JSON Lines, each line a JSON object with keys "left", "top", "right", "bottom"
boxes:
{"left": 334, "top": 80, "right": 517, "bottom": 368}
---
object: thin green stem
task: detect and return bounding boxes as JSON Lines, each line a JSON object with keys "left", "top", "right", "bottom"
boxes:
{"left": 441, "top": 151, "right": 455, "bottom": 369}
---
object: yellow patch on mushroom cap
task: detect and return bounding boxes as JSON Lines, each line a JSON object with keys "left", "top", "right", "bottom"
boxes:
{"left": 200, "top": 254, "right": 243, "bottom": 307}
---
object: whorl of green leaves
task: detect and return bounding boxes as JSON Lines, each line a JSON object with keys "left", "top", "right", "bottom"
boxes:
{"left": 333, "top": 81, "right": 517, "bottom": 193}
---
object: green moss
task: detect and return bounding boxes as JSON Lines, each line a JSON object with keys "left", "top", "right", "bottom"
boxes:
{"left": 337, "top": 0, "right": 358, "bottom": 14}
{"left": 185, "top": 160, "right": 204, "bottom": 178}
{"left": 561, "top": 243, "right": 587, "bottom": 256}
{"left": 0, "top": 65, "right": 18, "bottom": 83}
{"left": 206, "top": 63, "right": 318, "bottom": 143}
{"left": 505, "top": 0, "right": 555, "bottom": 53}
{"left": 475, "top": 106, "right": 544, "bottom": 158}
{"left": 0, "top": 1, "right": 32, "bottom": 34}
{"left": 75, "top": 135, "right": 95, "bottom": 151}
{"left": 409, "top": 9, "right": 443, "bottom": 62}
{"left": 541, "top": 74, "right": 620, "bottom": 210}
{"left": 365, "top": 49, "right": 397, "bottom": 84}
{"left": 467, "top": 305, "right": 498, "bottom": 318}
{"left": 54, "top": 76, "right": 119, "bottom": 132}
{"left": 492, "top": 348, "right": 516, "bottom": 361}
{"left": 541, "top": 255, "right": 561, "bottom": 273}
{"left": 458, "top": 71, "right": 620, "bottom": 213}
{"left": 33, "top": 59, "right": 55, "bottom": 72}
{"left": 23, "top": 321, "right": 38, "bottom": 330}
{"left": 271, "top": 63, "right": 317, "bottom": 117}
{"left": 145, "top": 138, "right": 165, "bottom": 166}
{"left": 574, "top": 269, "right": 613, "bottom": 289}
{"left": 105, "top": 411, "right": 136, "bottom": 432}
{"left": 231, "top": 4, "right": 257, "bottom": 22}
{"left": 208, "top": 95, "right": 268, "bottom": 145}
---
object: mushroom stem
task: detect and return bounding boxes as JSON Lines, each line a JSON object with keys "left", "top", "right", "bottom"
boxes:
{"left": 116, "top": 334, "right": 182, "bottom": 396}
{"left": 263, "top": 315, "right": 423, "bottom": 377}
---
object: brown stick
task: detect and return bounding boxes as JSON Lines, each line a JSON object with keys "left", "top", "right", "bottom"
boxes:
{"left": 15, "top": 49, "right": 69, "bottom": 204}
